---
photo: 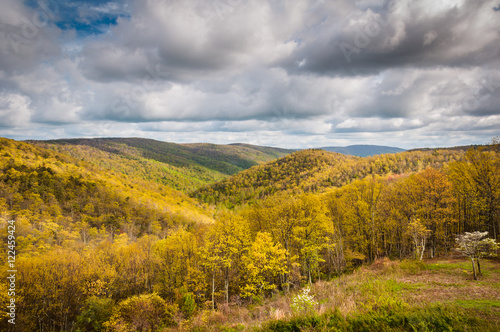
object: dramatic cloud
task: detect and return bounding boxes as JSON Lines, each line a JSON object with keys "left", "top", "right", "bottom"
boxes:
{"left": 0, "top": 0, "right": 499, "bottom": 148}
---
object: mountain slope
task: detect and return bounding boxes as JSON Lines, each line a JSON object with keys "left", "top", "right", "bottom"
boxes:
{"left": 193, "top": 149, "right": 355, "bottom": 205}
{"left": 320, "top": 145, "right": 406, "bottom": 157}
{"left": 193, "top": 147, "right": 468, "bottom": 206}
{"left": 0, "top": 138, "right": 212, "bottom": 239}
{"left": 32, "top": 138, "right": 293, "bottom": 192}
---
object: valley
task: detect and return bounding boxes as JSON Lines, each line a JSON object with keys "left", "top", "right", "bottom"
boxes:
{"left": 0, "top": 137, "right": 499, "bottom": 331}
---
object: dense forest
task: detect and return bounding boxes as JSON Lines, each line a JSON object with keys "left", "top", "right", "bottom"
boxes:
{"left": 34, "top": 138, "right": 292, "bottom": 193}
{"left": 193, "top": 148, "right": 468, "bottom": 206}
{"left": 0, "top": 137, "right": 499, "bottom": 331}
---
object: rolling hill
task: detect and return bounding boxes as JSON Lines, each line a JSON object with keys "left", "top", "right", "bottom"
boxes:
{"left": 193, "top": 147, "right": 469, "bottom": 206}
{"left": 31, "top": 138, "right": 293, "bottom": 192}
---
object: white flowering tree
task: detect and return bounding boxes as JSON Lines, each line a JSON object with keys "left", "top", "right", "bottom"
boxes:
{"left": 455, "top": 231, "right": 498, "bottom": 280}
{"left": 290, "top": 287, "right": 318, "bottom": 314}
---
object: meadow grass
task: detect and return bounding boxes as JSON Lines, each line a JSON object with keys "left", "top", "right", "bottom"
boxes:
{"left": 175, "top": 258, "right": 500, "bottom": 332}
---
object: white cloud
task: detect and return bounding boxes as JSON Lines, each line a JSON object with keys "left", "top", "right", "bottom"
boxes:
{"left": 0, "top": 0, "right": 498, "bottom": 148}
{"left": 0, "top": 92, "right": 32, "bottom": 127}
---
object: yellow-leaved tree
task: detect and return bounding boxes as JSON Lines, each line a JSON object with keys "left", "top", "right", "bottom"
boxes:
{"left": 407, "top": 218, "right": 431, "bottom": 261}
{"left": 240, "top": 232, "right": 288, "bottom": 298}
{"left": 200, "top": 212, "right": 250, "bottom": 308}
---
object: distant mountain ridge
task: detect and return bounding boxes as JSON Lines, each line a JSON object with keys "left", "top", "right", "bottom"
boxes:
{"left": 319, "top": 145, "right": 406, "bottom": 157}
{"left": 30, "top": 137, "right": 294, "bottom": 192}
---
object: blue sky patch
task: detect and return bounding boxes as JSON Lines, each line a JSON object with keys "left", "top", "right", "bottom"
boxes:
{"left": 24, "top": 0, "right": 130, "bottom": 37}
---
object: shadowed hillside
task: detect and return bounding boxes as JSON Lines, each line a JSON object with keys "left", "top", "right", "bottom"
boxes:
{"left": 31, "top": 138, "right": 293, "bottom": 192}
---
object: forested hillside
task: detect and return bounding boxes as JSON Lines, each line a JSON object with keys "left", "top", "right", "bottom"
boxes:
{"left": 33, "top": 138, "right": 292, "bottom": 192}
{"left": 0, "top": 137, "right": 499, "bottom": 331}
{"left": 0, "top": 138, "right": 211, "bottom": 240}
{"left": 194, "top": 148, "right": 467, "bottom": 206}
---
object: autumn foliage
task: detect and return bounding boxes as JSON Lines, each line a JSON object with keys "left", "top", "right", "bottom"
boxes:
{"left": 0, "top": 137, "right": 498, "bottom": 331}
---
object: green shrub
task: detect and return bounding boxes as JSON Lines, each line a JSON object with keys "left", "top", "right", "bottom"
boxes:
{"left": 262, "top": 304, "right": 493, "bottom": 332}
{"left": 265, "top": 315, "right": 322, "bottom": 332}
{"left": 179, "top": 292, "right": 197, "bottom": 319}
{"left": 221, "top": 324, "right": 245, "bottom": 332}
{"left": 76, "top": 296, "right": 114, "bottom": 332}
{"left": 103, "top": 293, "right": 176, "bottom": 331}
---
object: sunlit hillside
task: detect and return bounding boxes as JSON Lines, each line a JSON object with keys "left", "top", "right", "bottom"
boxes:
{"left": 0, "top": 137, "right": 498, "bottom": 331}
{"left": 194, "top": 147, "right": 469, "bottom": 206}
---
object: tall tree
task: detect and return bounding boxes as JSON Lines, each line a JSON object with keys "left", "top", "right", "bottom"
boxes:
{"left": 245, "top": 193, "right": 302, "bottom": 292}
{"left": 240, "top": 232, "right": 288, "bottom": 298}
{"left": 449, "top": 148, "right": 500, "bottom": 240}
{"left": 293, "top": 194, "right": 328, "bottom": 284}
{"left": 201, "top": 212, "right": 250, "bottom": 307}
{"left": 410, "top": 168, "right": 456, "bottom": 256}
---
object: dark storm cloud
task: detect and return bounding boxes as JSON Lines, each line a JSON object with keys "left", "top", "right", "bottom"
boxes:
{"left": 77, "top": 0, "right": 277, "bottom": 83}
{"left": 73, "top": 0, "right": 500, "bottom": 127}
{"left": 283, "top": 0, "right": 500, "bottom": 77}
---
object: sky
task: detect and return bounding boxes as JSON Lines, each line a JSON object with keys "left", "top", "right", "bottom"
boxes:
{"left": 0, "top": 0, "right": 499, "bottom": 149}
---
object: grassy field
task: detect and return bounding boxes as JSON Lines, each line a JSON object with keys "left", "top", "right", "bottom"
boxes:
{"left": 178, "top": 258, "right": 500, "bottom": 331}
